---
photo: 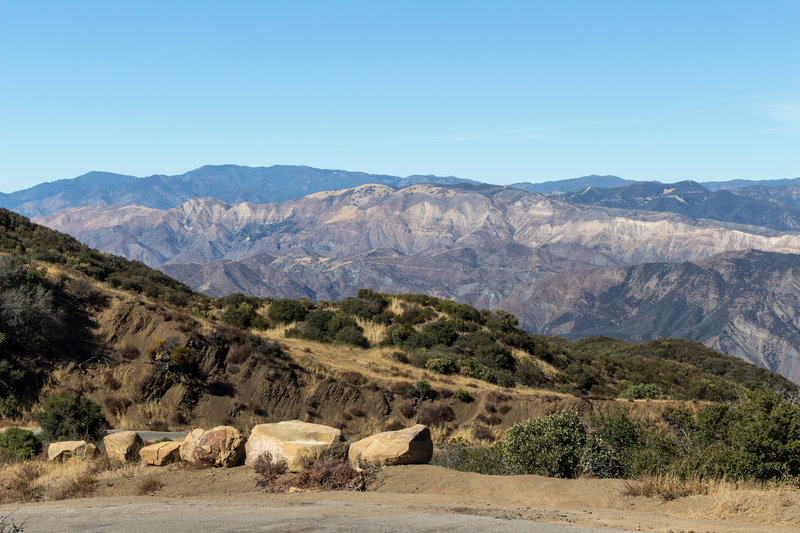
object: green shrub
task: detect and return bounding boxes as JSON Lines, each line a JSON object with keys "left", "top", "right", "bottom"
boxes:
{"left": 0, "top": 427, "right": 42, "bottom": 460}
{"left": 425, "top": 357, "right": 458, "bottom": 374}
{"left": 268, "top": 299, "right": 309, "bottom": 324}
{"left": 35, "top": 390, "right": 107, "bottom": 442}
{"left": 170, "top": 345, "right": 197, "bottom": 374}
{"left": 415, "top": 380, "right": 434, "bottom": 400}
{"left": 455, "top": 389, "right": 474, "bottom": 403}
{"left": 433, "top": 438, "right": 518, "bottom": 475}
{"left": 333, "top": 326, "right": 369, "bottom": 348}
{"left": 502, "top": 411, "right": 588, "bottom": 478}
{"left": 619, "top": 383, "right": 666, "bottom": 399}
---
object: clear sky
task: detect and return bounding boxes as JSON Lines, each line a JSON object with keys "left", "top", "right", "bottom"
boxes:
{"left": 1, "top": 1, "right": 798, "bottom": 192}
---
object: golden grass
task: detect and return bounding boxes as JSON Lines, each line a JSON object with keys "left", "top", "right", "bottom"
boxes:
{"left": 261, "top": 321, "right": 296, "bottom": 340}
{"left": 622, "top": 474, "right": 714, "bottom": 500}
{"left": 355, "top": 318, "right": 387, "bottom": 346}
{"left": 388, "top": 298, "right": 405, "bottom": 316}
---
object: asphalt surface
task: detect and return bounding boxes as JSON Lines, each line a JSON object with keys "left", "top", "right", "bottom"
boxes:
{"left": 2, "top": 501, "right": 636, "bottom": 533}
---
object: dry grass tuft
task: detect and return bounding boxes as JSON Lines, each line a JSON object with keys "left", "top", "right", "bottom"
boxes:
{"left": 0, "top": 462, "right": 44, "bottom": 503}
{"left": 261, "top": 322, "right": 296, "bottom": 340}
{"left": 137, "top": 474, "right": 164, "bottom": 495}
{"left": 622, "top": 475, "right": 713, "bottom": 500}
{"left": 388, "top": 298, "right": 405, "bottom": 316}
{"left": 355, "top": 318, "right": 387, "bottom": 346}
{"left": 53, "top": 472, "right": 96, "bottom": 500}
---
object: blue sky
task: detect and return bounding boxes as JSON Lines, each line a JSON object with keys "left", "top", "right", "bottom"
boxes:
{"left": 1, "top": 1, "right": 798, "bottom": 192}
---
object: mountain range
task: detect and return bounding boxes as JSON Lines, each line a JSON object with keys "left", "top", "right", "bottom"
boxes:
{"left": 7, "top": 163, "right": 800, "bottom": 383}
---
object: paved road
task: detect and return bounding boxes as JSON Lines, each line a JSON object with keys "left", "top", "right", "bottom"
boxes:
{"left": 2, "top": 501, "right": 635, "bottom": 533}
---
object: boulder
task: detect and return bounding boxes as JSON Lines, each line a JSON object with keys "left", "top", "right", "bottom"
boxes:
{"left": 245, "top": 420, "right": 344, "bottom": 472}
{"left": 48, "top": 440, "right": 98, "bottom": 461}
{"left": 348, "top": 424, "right": 433, "bottom": 467}
{"left": 103, "top": 431, "right": 143, "bottom": 463}
{"left": 192, "top": 426, "right": 246, "bottom": 467}
{"left": 140, "top": 441, "right": 182, "bottom": 466}
{"left": 180, "top": 428, "right": 205, "bottom": 463}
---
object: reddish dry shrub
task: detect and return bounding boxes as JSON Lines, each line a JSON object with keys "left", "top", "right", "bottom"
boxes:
{"left": 439, "top": 388, "right": 454, "bottom": 398}
{"left": 136, "top": 474, "right": 164, "bottom": 495}
{"left": 418, "top": 403, "right": 456, "bottom": 426}
{"left": 227, "top": 343, "right": 251, "bottom": 364}
{"left": 498, "top": 403, "right": 512, "bottom": 415}
{"left": 487, "top": 391, "right": 510, "bottom": 403}
{"left": 477, "top": 413, "right": 502, "bottom": 426}
{"left": 103, "top": 371, "right": 121, "bottom": 390}
{"left": 390, "top": 382, "right": 417, "bottom": 400}
{"left": 119, "top": 345, "right": 140, "bottom": 360}
{"left": 349, "top": 407, "right": 366, "bottom": 418}
{"left": 253, "top": 452, "right": 289, "bottom": 490}
{"left": 103, "top": 395, "right": 131, "bottom": 414}
{"left": 484, "top": 403, "right": 496, "bottom": 413}
{"left": 340, "top": 371, "right": 365, "bottom": 386}
{"left": 384, "top": 420, "right": 404, "bottom": 431}
{"left": 399, "top": 402, "right": 416, "bottom": 418}
{"left": 472, "top": 424, "right": 493, "bottom": 441}
{"left": 261, "top": 459, "right": 373, "bottom": 493}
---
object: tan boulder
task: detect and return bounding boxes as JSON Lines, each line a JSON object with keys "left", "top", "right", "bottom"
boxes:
{"left": 48, "top": 440, "right": 98, "bottom": 461}
{"left": 192, "top": 426, "right": 246, "bottom": 467}
{"left": 103, "top": 431, "right": 143, "bottom": 463}
{"left": 180, "top": 428, "right": 205, "bottom": 462}
{"left": 348, "top": 424, "right": 433, "bottom": 467}
{"left": 140, "top": 441, "right": 182, "bottom": 466}
{"left": 245, "top": 420, "right": 344, "bottom": 472}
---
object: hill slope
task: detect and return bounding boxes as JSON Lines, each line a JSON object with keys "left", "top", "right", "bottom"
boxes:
{"left": 2, "top": 209, "right": 795, "bottom": 439}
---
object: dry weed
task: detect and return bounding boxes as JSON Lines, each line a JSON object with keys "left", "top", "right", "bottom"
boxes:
{"left": 622, "top": 475, "right": 712, "bottom": 500}
{"left": 0, "top": 462, "right": 44, "bottom": 503}
{"left": 355, "top": 318, "right": 387, "bottom": 346}
{"left": 261, "top": 322, "right": 296, "bottom": 340}
{"left": 52, "top": 472, "right": 96, "bottom": 500}
{"left": 387, "top": 298, "right": 405, "bottom": 316}
{"left": 136, "top": 474, "right": 164, "bottom": 495}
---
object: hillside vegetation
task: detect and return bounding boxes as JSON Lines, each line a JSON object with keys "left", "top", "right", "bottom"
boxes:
{"left": 4, "top": 209, "right": 800, "bottom": 491}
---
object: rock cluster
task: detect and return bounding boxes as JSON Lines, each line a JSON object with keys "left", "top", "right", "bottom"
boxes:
{"left": 45, "top": 422, "right": 434, "bottom": 471}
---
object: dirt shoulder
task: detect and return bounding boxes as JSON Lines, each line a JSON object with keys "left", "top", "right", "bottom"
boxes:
{"left": 5, "top": 463, "right": 800, "bottom": 532}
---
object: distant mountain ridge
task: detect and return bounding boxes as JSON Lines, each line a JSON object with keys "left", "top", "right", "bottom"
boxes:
{"left": 6, "top": 163, "right": 798, "bottom": 219}
{"left": 550, "top": 180, "right": 800, "bottom": 231}
{"left": 0, "top": 165, "right": 479, "bottom": 217}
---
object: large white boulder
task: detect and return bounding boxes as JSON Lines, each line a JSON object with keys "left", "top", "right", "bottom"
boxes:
{"left": 245, "top": 420, "right": 344, "bottom": 472}
{"left": 103, "top": 431, "right": 143, "bottom": 463}
{"left": 348, "top": 424, "right": 433, "bottom": 467}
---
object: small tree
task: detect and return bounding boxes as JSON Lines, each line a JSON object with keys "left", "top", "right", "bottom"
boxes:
{"left": 502, "top": 411, "right": 588, "bottom": 478}
{"left": 35, "top": 390, "right": 107, "bottom": 442}
{"left": 0, "top": 427, "right": 42, "bottom": 459}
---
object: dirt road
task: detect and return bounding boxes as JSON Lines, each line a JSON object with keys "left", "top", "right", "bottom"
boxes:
{"left": 2, "top": 499, "right": 635, "bottom": 533}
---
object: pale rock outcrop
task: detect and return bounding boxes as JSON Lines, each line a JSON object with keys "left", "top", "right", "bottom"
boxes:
{"left": 192, "top": 426, "right": 246, "bottom": 467}
{"left": 140, "top": 441, "right": 182, "bottom": 466}
{"left": 103, "top": 431, "right": 143, "bottom": 463}
{"left": 180, "top": 428, "right": 205, "bottom": 462}
{"left": 48, "top": 440, "right": 98, "bottom": 461}
{"left": 245, "top": 420, "right": 344, "bottom": 472}
{"left": 348, "top": 424, "right": 433, "bottom": 466}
